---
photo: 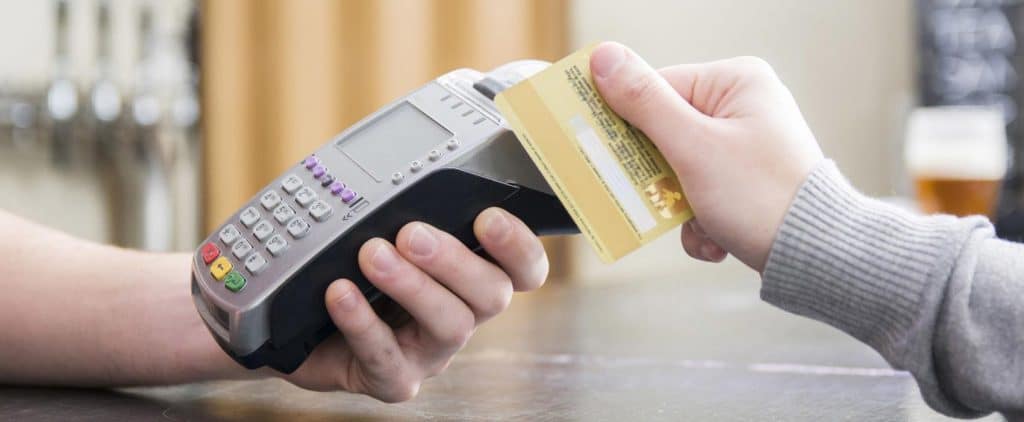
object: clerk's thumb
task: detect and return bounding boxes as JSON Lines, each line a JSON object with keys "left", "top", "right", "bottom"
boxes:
{"left": 590, "top": 42, "right": 705, "bottom": 165}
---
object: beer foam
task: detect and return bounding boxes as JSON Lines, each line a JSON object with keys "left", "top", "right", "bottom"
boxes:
{"left": 904, "top": 107, "right": 1008, "bottom": 180}
{"left": 905, "top": 139, "right": 1007, "bottom": 180}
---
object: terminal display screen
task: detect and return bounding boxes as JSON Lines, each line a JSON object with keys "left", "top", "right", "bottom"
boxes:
{"left": 338, "top": 102, "right": 452, "bottom": 180}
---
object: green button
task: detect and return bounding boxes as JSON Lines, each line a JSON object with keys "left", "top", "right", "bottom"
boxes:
{"left": 224, "top": 271, "right": 246, "bottom": 292}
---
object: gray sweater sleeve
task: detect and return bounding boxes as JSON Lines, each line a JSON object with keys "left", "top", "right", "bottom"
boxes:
{"left": 761, "top": 160, "right": 1024, "bottom": 418}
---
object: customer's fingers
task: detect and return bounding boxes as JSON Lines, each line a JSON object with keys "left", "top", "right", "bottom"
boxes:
{"left": 358, "top": 238, "right": 475, "bottom": 353}
{"left": 474, "top": 208, "right": 550, "bottom": 292}
{"left": 395, "top": 221, "right": 513, "bottom": 323}
{"left": 659, "top": 57, "right": 787, "bottom": 118}
{"left": 590, "top": 41, "right": 708, "bottom": 165}
{"left": 681, "top": 220, "right": 728, "bottom": 262}
{"left": 681, "top": 220, "right": 706, "bottom": 260}
{"left": 701, "top": 241, "right": 728, "bottom": 263}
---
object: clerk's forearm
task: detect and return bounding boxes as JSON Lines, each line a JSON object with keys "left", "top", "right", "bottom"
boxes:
{"left": 0, "top": 212, "right": 245, "bottom": 386}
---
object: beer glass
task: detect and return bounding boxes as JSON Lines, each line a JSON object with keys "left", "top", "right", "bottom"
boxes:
{"left": 904, "top": 106, "right": 1008, "bottom": 219}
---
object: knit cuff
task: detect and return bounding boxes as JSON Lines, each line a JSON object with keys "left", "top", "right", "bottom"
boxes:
{"left": 761, "top": 160, "right": 963, "bottom": 359}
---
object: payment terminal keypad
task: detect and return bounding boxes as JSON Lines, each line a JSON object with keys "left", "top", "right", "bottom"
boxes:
{"left": 197, "top": 153, "right": 364, "bottom": 295}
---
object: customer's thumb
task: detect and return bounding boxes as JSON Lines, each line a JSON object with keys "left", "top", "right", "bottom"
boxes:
{"left": 590, "top": 42, "right": 705, "bottom": 164}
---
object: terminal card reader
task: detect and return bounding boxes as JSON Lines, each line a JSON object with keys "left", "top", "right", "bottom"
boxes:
{"left": 191, "top": 61, "right": 578, "bottom": 373}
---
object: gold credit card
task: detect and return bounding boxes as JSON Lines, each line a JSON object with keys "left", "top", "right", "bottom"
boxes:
{"left": 495, "top": 44, "right": 693, "bottom": 263}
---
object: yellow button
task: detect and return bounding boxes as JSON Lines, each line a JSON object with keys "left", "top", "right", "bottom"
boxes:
{"left": 210, "top": 256, "right": 232, "bottom": 281}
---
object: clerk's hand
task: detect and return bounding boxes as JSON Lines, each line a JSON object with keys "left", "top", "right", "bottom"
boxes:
{"left": 276, "top": 207, "right": 547, "bottom": 402}
{"left": 590, "top": 42, "right": 824, "bottom": 272}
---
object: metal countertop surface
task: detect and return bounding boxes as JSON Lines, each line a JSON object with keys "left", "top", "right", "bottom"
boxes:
{"left": 0, "top": 261, "right": 1005, "bottom": 421}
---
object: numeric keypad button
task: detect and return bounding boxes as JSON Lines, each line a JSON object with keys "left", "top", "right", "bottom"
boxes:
{"left": 266, "top": 234, "right": 289, "bottom": 257}
{"left": 273, "top": 203, "right": 296, "bottom": 224}
{"left": 252, "top": 220, "right": 274, "bottom": 241}
{"left": 245, "top": 252, "right": 268, "bottom": 274}
{"left": 231, "top": 239, "right": 253, "bottom": 259}
{"left": 219, "top": 224, "right": 241, "bottom": 245}
{"left": 294, "top": 187, "right": 317, "bottom": 207}
{"left": 281, "top": 174, "right": 303, "bottom": 194}
{"left": 309, "top": 200, "right": 332, "bottom": 222}
{"left": 239, "top": 207, "right": 261, "bottom": 227}
{"left": 260, "top": 190, "right": 282, "bottom": 210}
{"left": 210, "top": 257, "right": 232, "bottom": 280}
{"left": 287, "top": 217, "right": 310, "bottom": 239}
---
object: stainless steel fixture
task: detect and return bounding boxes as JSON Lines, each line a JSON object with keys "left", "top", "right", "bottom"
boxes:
{"left": 0, "top": 0, "right": 200, "bottom": 250}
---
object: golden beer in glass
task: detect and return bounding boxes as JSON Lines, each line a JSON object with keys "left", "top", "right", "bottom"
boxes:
{"left": 905, "top": 107, "right": 1007, "bottom": 219}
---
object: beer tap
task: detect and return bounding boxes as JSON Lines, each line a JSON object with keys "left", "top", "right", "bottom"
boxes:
{"left": 0, "top": 82, "right": 12, "bottom": 148}
{"left": 9, "top": 93, "right": 38, "bottom": 150}
{"left": 44, "top": 0, "right": 80, "bottom": 168}
{"left": 165, "top": 4, "right": 201, "bottom": 250}
{"left": 129, "top": 1, "right": 173, "bottom": 251}
{"left": 93, "top": 0, "right": 132, "bottom": 246}
{"left": 92, "top": 0, "right": 123, "bottom": 149}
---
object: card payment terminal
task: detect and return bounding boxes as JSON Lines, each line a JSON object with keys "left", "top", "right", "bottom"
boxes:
{"left": 191, "top": 61, "right": 578, "bottom": 373}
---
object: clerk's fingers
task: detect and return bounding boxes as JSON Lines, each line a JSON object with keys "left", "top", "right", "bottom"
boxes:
{"left": 681, "top": 220, "right": 728, "bottom": 263}
{"left": 321, "top": 279, "right": 419, "bottom": 402}
{"left": 396, "top": 221, "right": 513, "bottom": 323}
{"left": 474, "top": 208, "right": 549, "bottom": 292}
{"left": 358, "top": 238, "right": 475, "bottom": 351}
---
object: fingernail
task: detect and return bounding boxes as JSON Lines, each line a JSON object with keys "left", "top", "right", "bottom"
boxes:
{"left": 336, "top": 288, "right": 358, "bottom": 312}
{"left": 372, "top": 242, "right": 399, "bottom": 273}
{"left": 700, "top": 243, "right": 714, "bottom": 260}
{"left": 591, "top": 42, "right": 627, "bottom": 78}
{"left": 483, "top": 209, "right": 512, "bottom": 242}
{"left": 408, "top": 224, "right": 438, "bottom": 257}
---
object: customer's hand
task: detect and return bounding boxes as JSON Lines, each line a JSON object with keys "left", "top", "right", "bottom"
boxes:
{"left": 590, "top": 42, "right": 824, "bottom": 272}
{"left": 277, "top": 207, "right": 548, "bottom": 402}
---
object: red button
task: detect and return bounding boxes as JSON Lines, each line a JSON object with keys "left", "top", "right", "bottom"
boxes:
{"left": 201, "top": 243, "right": 220, "bottom": 265}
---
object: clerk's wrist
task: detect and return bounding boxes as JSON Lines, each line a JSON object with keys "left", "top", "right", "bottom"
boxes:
{"left": 156, "top": 253, "right": 260, "bottom": 383}
{"left": 179, "top": 279, "right": 263, "bottom": 381}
